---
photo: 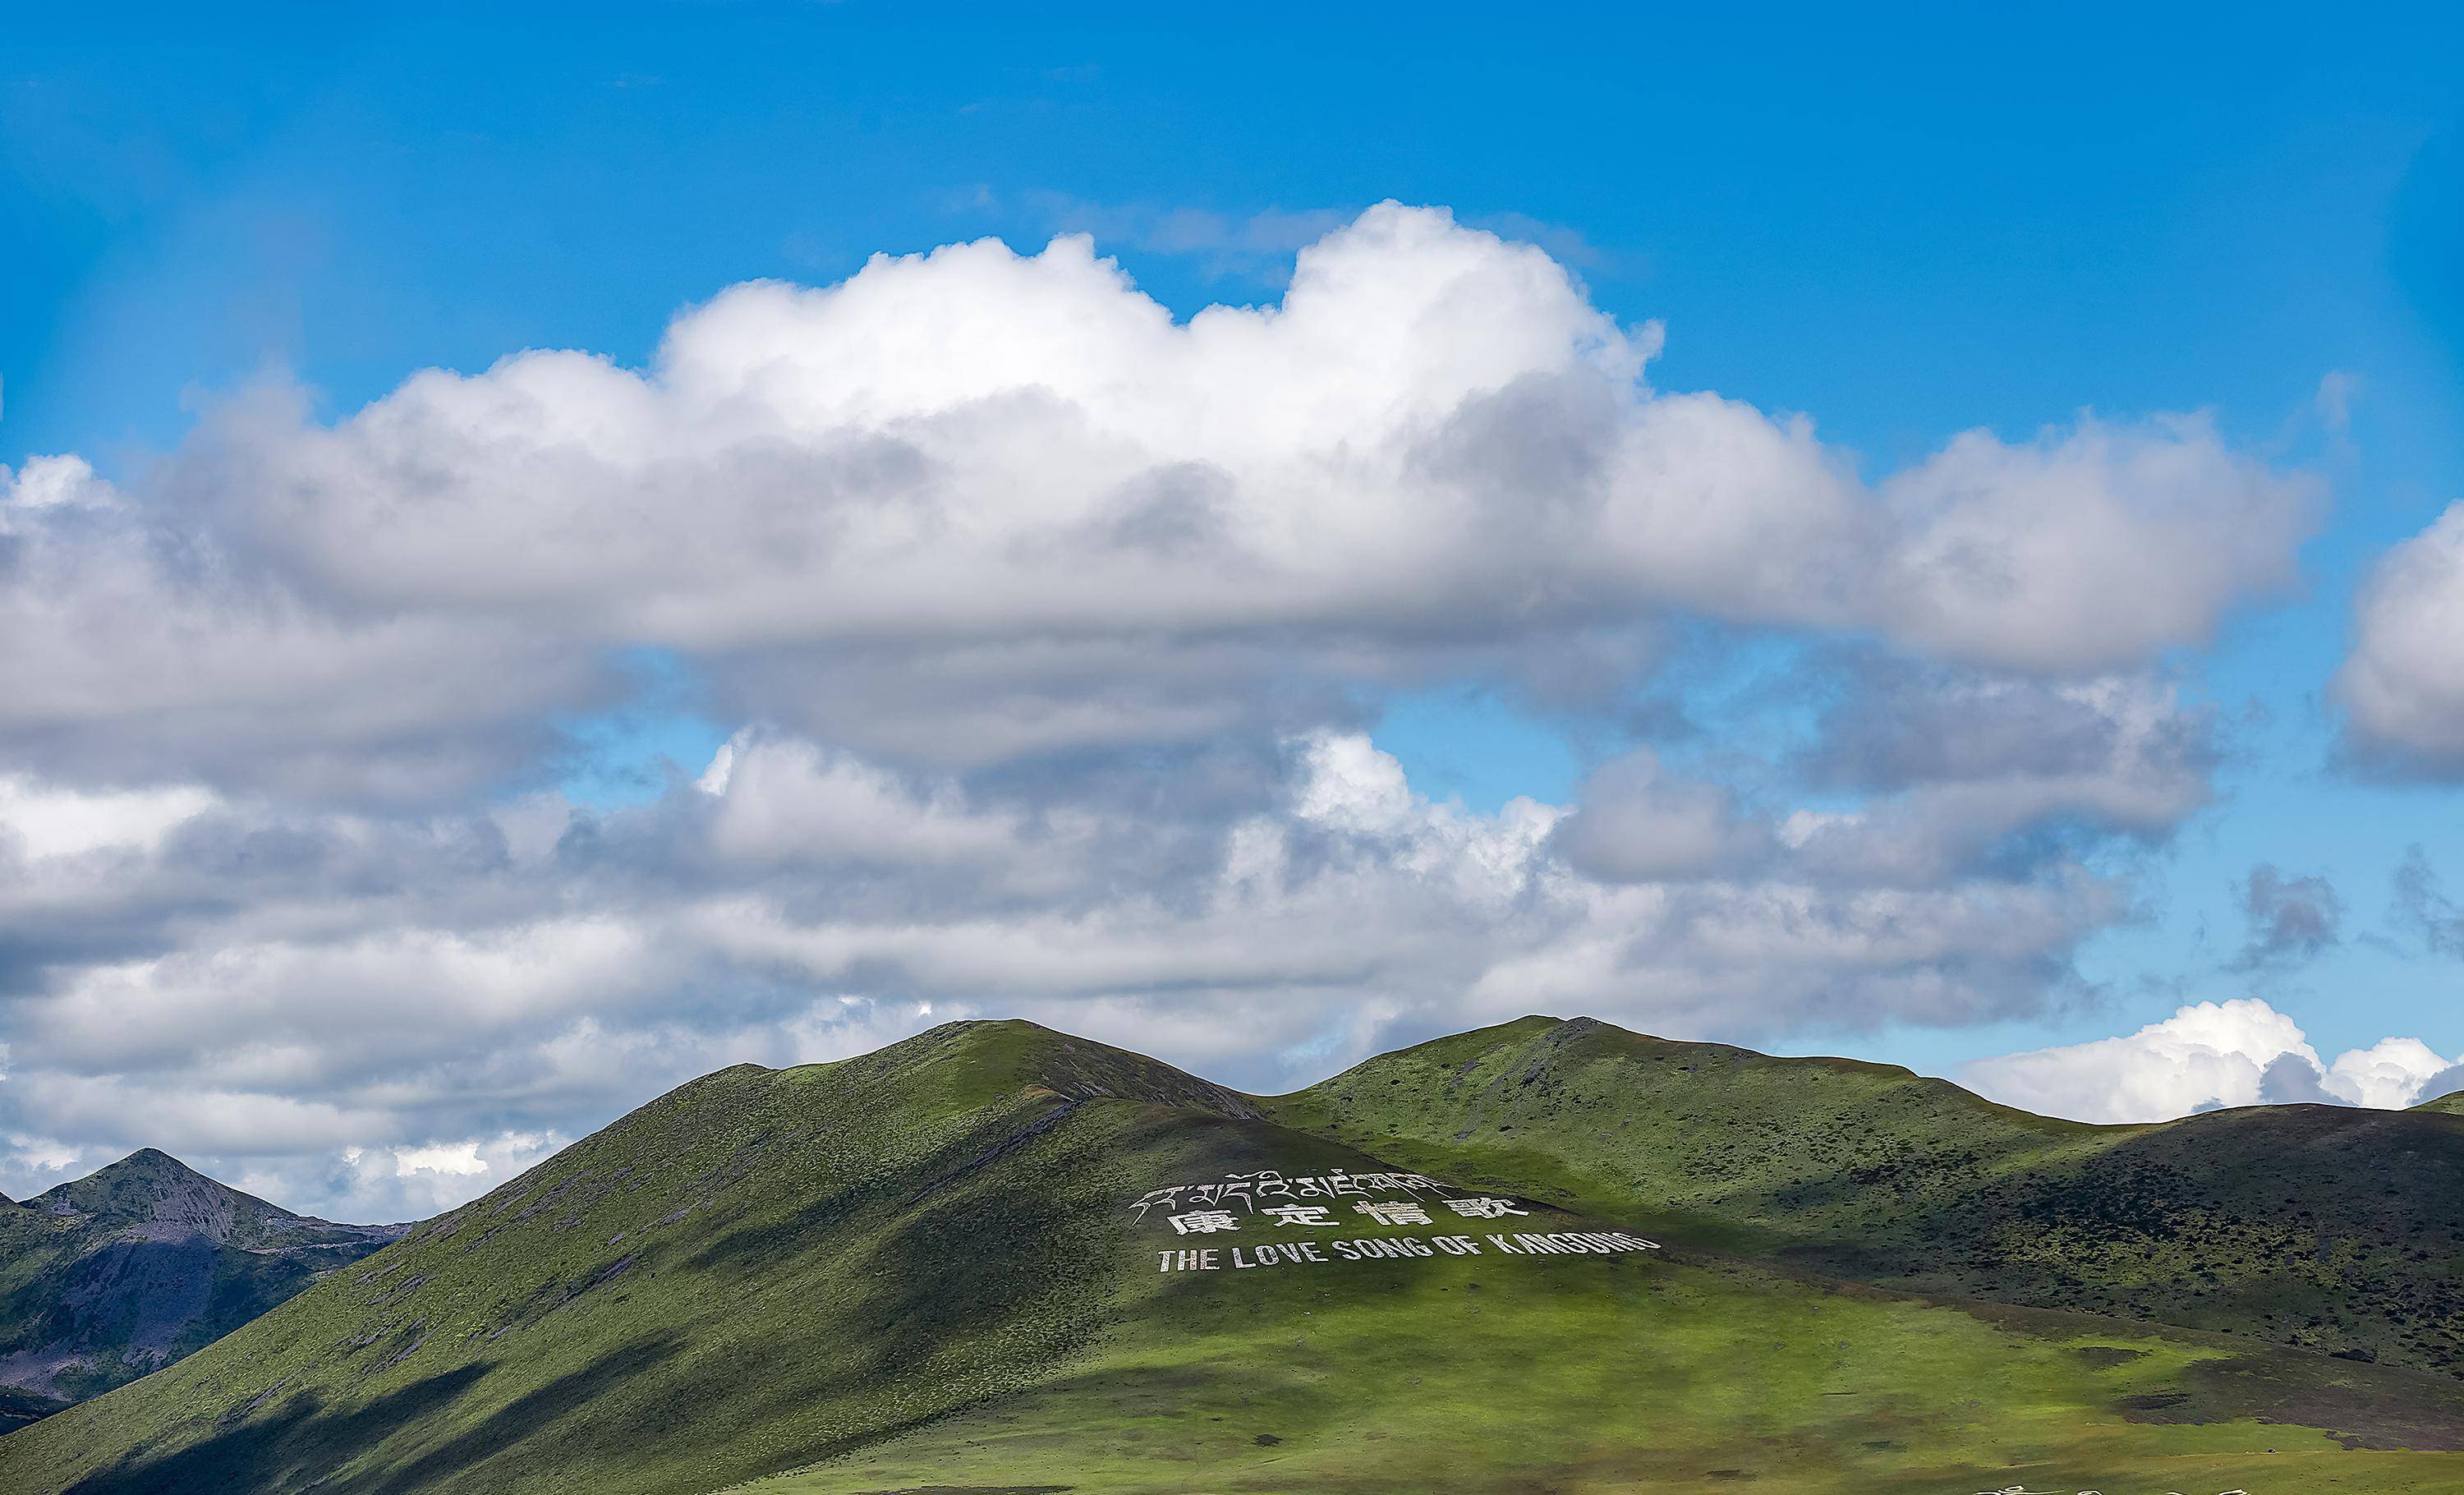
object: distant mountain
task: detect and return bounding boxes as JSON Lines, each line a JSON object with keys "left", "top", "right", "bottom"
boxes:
{"left": 0, "top": 1148, "right": 402, "bottom": 1419}
{"left": 4, "top": 1019, "right": 2457, "bottom": 1494}
{"left": 1265, "top": 1014, "right": 2464, "bottom": 1375}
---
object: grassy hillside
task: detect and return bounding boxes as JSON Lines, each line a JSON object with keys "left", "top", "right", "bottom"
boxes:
{"left": 6, "top": 1020, "right": 2461, "bottom": 1494}
{"left": 735, "top": 1275, "right": 2464, "bottom": 1495}
{"left": 1263, "top": 1015, "right": 2464, "bottom": 1377}
{"left": 0, "top": 1149, "right": 400, "bottom": 1410}
{"left": 0, "top": 1023, "right": 1374, "bottom": 1493}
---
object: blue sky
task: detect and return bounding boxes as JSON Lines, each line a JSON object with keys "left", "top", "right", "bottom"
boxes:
{"left": 3, "top": 2, "right": 2462, "bottom": 1211}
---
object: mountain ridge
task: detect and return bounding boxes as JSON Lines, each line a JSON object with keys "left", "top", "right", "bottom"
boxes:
{"left": 1262, "top": 1012, "right": 2464, "bottom": 1375}
{"left": 0, "top": 1019, "right": 1407, "bottom": 1491}
{"left": 6, "top": 1016, "right": 2462, "bottom": 1493}
{"left": 26, "top": 1148, "right": 391, "bottom": 1242}
{"left": 0, "top": 1148, "right": 403, "bottom": 1415}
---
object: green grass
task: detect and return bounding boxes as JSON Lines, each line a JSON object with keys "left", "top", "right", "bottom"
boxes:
{"left": 738, "top": 1242, "right": 2464, "bottom": 1494}
{"left": 0, "top": 1024, "right": 1354, "bottom": 1493}
{"left": 1263, "top": 1015, "right": 2464, "bottom": 1375}
{"left": 5, "top": 1019, "right": 2460, "bottom": 1494}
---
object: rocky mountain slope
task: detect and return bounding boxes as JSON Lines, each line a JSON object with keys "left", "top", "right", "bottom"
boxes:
{"left": 0, "top": 1149, "right": 402, "bottom": 1417}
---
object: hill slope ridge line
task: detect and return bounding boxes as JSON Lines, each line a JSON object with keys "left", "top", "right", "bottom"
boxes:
{"left": 1264, "top": 1011, "right": 2464, "bottom": 1377}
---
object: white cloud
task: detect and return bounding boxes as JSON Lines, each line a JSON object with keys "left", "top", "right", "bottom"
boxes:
{"left": 1878, "top": 416, "right": 2315, "bottom": 671}
{"left": 5, "top": 1134, "right": 85, "bottom": 1178}
{"left": 2325, "top": 1036, "right": 2457, "bottom": 1109}
{"left": 0, "top": 454, "right": 111, "bottom": 513}
{"left": 312, "top": 1131, "right": 567, "bottom": 1221}
{"left": 2, "top": 1074, "right": 398, "bottom": 1157}
{"left": 0, "top": 205, "right": 2316, "bottom": 800}
{"left": 0, "top": 724, "right": 2156, "bottom": 1214}
{"left": 701, "top": 733, "right": 1032, "bottom": 870}
{"left": 392, "top": 1141, "right": 489, "bottom": 1177}
{"left": 1289, "top": 732, "right": 1420, "bottom": 836}
{"left": 0, "top": 204, "right": 2324, "bottom": 1217}
{"left": 1963, "top": 997, "right": 2463, "bottom": 1123}
{"left": 1786, "top": 674, "right": 2211, "bottom": 886}
{"left": 695, "top": 738, "right": 738, "bottom": 796}
{"left": 1550, "top": 749, "right": 1765, "bottom": 881}
{"left": 2337, "top": 500, "right": 2464, "bottom": 773}
{"left": 0, "top": 776, "right": 216, "bottom": 860}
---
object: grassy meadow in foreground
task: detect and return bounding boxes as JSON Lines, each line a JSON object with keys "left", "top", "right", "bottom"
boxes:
{"left": 738, "top": 1243, "right": 2463, "bottom": 1494}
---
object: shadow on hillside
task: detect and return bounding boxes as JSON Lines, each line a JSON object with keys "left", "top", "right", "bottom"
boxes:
{"left": 61, "top": 1364, "right": 490, "bottom": 1495}
{"left": 60, "top": 1332, "right": 686, "bottom": 1495}
{"left": 681, "top": 1185, "right": 875, "bottom": 1279}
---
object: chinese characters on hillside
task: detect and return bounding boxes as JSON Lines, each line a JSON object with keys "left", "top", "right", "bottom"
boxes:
{"left": 1129, "top": 1168, "right": 1660, "bottom": 1274}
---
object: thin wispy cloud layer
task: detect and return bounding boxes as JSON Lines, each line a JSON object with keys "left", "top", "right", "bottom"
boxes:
{"left": 2234, "top": 863, "right": 2345, "bottom": 970}
{"left": 0, "top": 205, "right": 2419, "bottom": 1217}
{"left": 2394, "top": 844, "right": 2464, "bottom": 959}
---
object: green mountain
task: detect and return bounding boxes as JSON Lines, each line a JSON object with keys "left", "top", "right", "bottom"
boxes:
{"left": 1265, "top": 1014, "right": 2464, "bottom": 1376}
{"left": 0, "top": 1149, "right": 402, "bottom": 1423}
{"left": 4, "top": 1019, "right": 2460, "bottom": 1494}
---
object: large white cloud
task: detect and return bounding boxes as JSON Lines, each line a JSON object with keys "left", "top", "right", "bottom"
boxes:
{"left": 0, "top": 725, "right": 2156, "bottom": 1217}
{"left": 2337, "top": 500, "right": 2464, "bottom": 773}
{"left": 1963, "top": 996, "right": 2464, "bottom": 1124}
{"left": 0, "top": 204, "right": 2329, "bottom": 1217}
{"left": 2, "top": 205, "right": 2318, "bottom": 798}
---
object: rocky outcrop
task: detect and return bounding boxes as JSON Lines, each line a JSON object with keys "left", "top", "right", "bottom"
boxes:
{"left": 0, "top": 1151, "right": 403, "bottom": 1409}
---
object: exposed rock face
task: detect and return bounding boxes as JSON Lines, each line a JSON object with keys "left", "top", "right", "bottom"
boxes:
{"left": 0, "top": 1150, "right": 403, "bottom": 1413}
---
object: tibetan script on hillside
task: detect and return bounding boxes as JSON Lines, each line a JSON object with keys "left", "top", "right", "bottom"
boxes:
{"left": 1129, "top": 1168, "right": 1661, "bottom": 1273}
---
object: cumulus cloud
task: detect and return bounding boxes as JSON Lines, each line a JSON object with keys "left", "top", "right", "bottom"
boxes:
{"left": 2336, "top": 500, "right": 2464, "bottom": 773}
{"left": 0, "top": 205, "right": 2326, "bottom": 1216}
{"left": 1, "top": 205, "right": 2317, "bottom": 801}
{"left": 1874, "top": 417, "right": 2319, "bottom": 672}
{"left": 0, "top": 724, "right": 2158, "bottom": 1215}
{"left": 1964, "top": 997, "right": 2463, "bottom": 1123}
{"left": 2325, "top": 1037, "right": 2461, "bottom": 1109}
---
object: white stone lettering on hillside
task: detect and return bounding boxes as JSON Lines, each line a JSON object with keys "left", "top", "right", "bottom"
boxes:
{"left": 1128, "top": 1168, "right": 1450, "bottom": 1221}
{"left": 1131, "top": 1170, "right": 1660, "bottom": 1273}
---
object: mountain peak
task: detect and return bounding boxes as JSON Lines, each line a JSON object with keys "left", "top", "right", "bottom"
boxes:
{"left": 30, "top": 1148, "right": 247, "bottom": 1237}
{"left": 784, "top": 1017, "right": 1266, "bottom": 1120}
{"left": 70, "top": 1147, "right": 216, "bottom": 1193}
{"left": 0, "top": 1150, "right": 400, "bottom": 1414}
{"left": 107, "top": 1146, "right": 201, "bottom": 1176}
